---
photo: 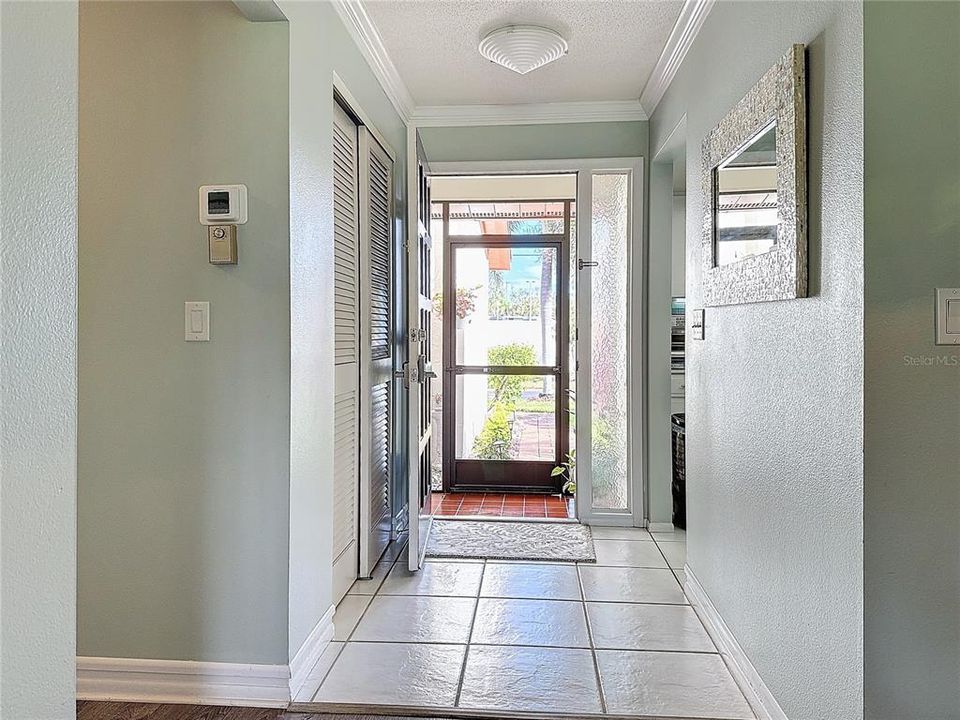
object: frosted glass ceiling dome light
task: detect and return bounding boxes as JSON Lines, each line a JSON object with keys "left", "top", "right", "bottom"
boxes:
{"left": 479, "top": 25, "right": 568, "bottom": 75}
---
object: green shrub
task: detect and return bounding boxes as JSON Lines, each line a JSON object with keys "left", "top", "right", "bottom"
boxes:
{"left": 488, "top": 343, "right": 536, "bottom": 407}
{"left": 472, "top": 403, "right": 513, "bottom": 460}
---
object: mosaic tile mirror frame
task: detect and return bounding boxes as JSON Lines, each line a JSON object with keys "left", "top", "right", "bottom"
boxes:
{"left": 701, "top": 43, "right": 808, "bottom": 306}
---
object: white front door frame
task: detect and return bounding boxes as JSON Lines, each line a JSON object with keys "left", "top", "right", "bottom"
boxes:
{"left": 426, "top": 156, "right": 647, "bottom": 528}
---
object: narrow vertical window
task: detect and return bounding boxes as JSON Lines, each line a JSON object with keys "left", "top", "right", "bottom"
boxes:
{"left": 590, "top": 173, "right": 630, "bottom": 511}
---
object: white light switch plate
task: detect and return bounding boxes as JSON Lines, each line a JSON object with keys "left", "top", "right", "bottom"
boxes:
{"left": 185, "top": 301, "right": 209, "bottom": 342}
{"left": 691, "top": 308, "right": 705, "bottom": 340}
{"left": 935, "top": 288, "right": 960, "bottom": 345}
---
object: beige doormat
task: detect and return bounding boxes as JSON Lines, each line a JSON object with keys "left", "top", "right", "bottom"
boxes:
{"left": 425, "top": 520, "right": 596, "bottom": 562}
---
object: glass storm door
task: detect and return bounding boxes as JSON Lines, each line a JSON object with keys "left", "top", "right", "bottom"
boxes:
{"left": 442, "top": 203, "right": 571, "bottom": 492}
{"left": 576, "top": 168, "right": 643, "bottom": 525}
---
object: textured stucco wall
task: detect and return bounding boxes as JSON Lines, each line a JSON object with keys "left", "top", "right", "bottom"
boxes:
{"left": 78, "top": 1, "right": 290, "bottom": 664}
{"left": 863, "top": 3, "right": 960, "bottom": 718}
{"left": 650, "top": 2, "right": 864, "bottom": 717}
{"left": 277, "top": 0, "right": 407, "bottom": 661}
{"left": 0, "top": 1, "right": 78, "bottom": 717}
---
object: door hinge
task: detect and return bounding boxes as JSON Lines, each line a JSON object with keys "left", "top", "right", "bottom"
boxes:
{"left": 409, "top": 328, "right": 427, "bottom": 343}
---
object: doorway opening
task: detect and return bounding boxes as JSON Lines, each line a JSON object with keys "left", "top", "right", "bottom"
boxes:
{"left": 651, "top": 117, "right": 688, "bottom": 550}
{"left": 405, "top": 156, "right": 646, "bottom": 573}
{"left": 427, "top": 175, "right": 577, "bottom": 521}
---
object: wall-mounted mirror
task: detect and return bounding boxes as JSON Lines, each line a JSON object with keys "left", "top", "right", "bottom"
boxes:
{"left": 701, "top": 44, "right": 806, "bottom": 305}
{"left": 713, "top": 121, "right": 777, "bottom": 266}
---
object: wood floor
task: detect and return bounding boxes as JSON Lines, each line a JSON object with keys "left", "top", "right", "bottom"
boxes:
{"left": 76, "top": 702, "right": 461, "bottom": 720}
{"left": 76, "top": 703, "right": 285, "bottom": 720}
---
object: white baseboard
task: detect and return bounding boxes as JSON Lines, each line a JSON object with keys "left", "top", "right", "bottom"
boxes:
{"left": 77, "top": 656, "right": 289, "bottom": 708}
{"left": 288, "top": 604, "right": 335, "bottom": 699}
{"left": 647, "top": 521, "right": 676, "bottom": 532}
{"left": 684, "top": 566, "right": 788, "bottom": 720}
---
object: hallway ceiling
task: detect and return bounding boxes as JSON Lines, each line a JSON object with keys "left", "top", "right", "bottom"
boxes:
{"left": 363, "top": 0, "right": 684, "bottom": 108}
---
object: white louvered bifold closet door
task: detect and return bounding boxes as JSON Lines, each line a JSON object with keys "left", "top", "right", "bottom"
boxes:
{"left": 358, "top": 129, "right": 394, "bottom": 578}
{"left": 332, "top": 101, "right": 360, "bottom": 603}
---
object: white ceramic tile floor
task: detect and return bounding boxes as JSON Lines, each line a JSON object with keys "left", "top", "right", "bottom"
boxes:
{"left": 579, "top": 565, "right": 687, "bottom": 604}
{"left": 659, "top": 540, "right": 687, "bottom": 569}
{"left": 480, "top": 561, "right": 582, "bottom": 600}
{"left": 350, "top": 594, "right": 476, "bottom": 644}
{"left": 332, "top": 594, "right": 371, "bottom": 641}
{"left": 379, "top": 559, "right": 483, "bottom": 597}
{"left": 312, "top": 641, "right": 466, "bottom": 707}
{"left": 590, "top": 526, "right": 655, "bottom": 541}
{"left": 291, "top": 641, "right": 343, "bottom": 703}
{"left": 597, "top": 649, "right": 754, "bottom": 719}
{"left": 459, "top": 645, "right": 603, "bottom": 714}
{"left": 586, "top": 601, "right": 715, "bottom": 652}
{"left": 471, "top": 597, "right": 591, "bottom": 647}
{"left": 594, "top": 538, "right": 670, "bottom": 568}
{"left": 299, "top": 530, "right": 751, "bottom": 718}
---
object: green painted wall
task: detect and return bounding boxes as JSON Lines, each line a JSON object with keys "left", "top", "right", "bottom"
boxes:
{"left": 78, "top": 0, "right": 409, "bottom": 667}
{"left": 78, "top": 0, "right": 408, "bottom": 667}
{"left": 79, "top": 1, "right": 291, "bottom": 664}
{"left": 863, "top": 3, "right": 960, "bottom": 717}
{"left": 420, "top": 121, "right": 647, "bottom": 162}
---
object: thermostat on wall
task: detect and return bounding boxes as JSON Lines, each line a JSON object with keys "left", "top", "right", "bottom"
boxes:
{"left": 199, "top": 184, "right": 247, "bottom": 225}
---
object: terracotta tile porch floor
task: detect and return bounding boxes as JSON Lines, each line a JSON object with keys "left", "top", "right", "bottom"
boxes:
{"left": 430, "top": 492, "right": 575, "bottom": 519}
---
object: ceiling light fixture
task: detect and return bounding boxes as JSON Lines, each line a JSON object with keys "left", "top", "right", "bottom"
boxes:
{"left": 479, "top": 25, "right": 568, "bottom": 75}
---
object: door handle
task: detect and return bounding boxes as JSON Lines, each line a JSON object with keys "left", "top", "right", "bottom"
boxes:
{"left": 417, "top": 355, "right": 436, "bottom": 380}
{"left": 578, "top": 259, "right": 599, "bottom": 270}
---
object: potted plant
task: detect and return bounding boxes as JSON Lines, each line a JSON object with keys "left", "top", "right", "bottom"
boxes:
{"left": 551, "top": 450, "right": 576, "bottom": 496}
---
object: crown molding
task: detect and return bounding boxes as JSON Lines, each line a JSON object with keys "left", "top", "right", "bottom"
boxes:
{"left": 411, "top": 100, "right": 647, "bottom": 127}
{"left": 331, "top": 0, "right": 415, "bottom": 121}
{"left": 334, "top": 0, "right": 711, "bottom": 127}
{"left": 639, "top": 0, "right": 716, "bottom": 116}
